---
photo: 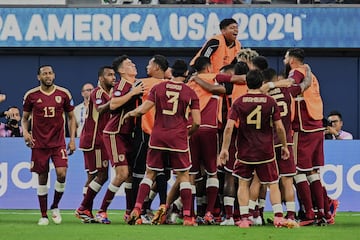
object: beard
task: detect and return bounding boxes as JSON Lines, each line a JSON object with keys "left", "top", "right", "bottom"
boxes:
{"left": 42, "top": 79, "right": 54, "bottom": 87}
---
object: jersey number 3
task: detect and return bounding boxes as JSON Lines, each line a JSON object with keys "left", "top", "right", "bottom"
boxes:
{"left": 162, "top": 91, "right": 179, "bottom": 116}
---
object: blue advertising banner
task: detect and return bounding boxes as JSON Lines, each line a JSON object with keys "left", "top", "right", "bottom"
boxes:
{"left": 0, "top": 138, "right": 359, "bottom": 211}
{"left": 0, "top": 7, "right": 358, "bottom": 48}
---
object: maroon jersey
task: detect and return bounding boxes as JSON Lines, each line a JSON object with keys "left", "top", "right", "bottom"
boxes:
{"left": 148, "top": 80, "right": 200, "bottom": 152}
{"left": 23, "top": 85, "right": 74, "bottom": 148}
{"left": 79, "top": 86, "right": 111, "bottom": 150}
{"left": 104, "top": 79, "right": 137, "bottom": 134}
{"left": 269, "top": 86, "right": 301, "bottom": 146}
{"left": 230, "top": 93, "right": 280, "bottom": 164}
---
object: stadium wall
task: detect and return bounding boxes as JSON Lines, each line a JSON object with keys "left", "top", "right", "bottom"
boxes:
{"left": 0, "top": 138, "right": 359, "bottom": 211}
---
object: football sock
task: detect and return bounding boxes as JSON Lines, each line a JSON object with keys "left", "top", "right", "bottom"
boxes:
{"left": 180, "top": 182, "right": 192, "bottom": 217}
{"left": 51, "top": 181, "right": 65, "bottom": 209}
{"left": 205, "top": 178, "right": 219, "bottom": 213}
{"left": 37, "top": 185, "right": 48, "bottom": 218}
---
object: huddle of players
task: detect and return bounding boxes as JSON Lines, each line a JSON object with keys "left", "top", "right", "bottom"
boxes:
{"left": 73, "top": 47, "right": 336, "bottom": 228}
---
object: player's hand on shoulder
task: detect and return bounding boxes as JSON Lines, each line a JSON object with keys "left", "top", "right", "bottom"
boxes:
{"left": 132, "top": 82, "right": 144, "bottom": 96}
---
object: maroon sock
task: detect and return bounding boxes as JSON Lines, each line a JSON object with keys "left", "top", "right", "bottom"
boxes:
{"left": 322, "top": 187, "right": 331, "bottom": 217}
{"left": 205, "top": 186, "right": 218, "bottom": 213}
{"left": 81, "top": 187, "right": 98, "bottom": 210}
{"left": 50, "top": 190, "right": 63, "bottom": 209}
{"left": 134, "top": 181, "right": 151, "bottom": 210}
{"left": 310, "top": 180, "right": 325, "bottom": 217}
{"left": 180, "top": 183, "right": 192, "bottom": 217}
{"left": 295, "top": 181, "right": 313, "bottom": 215}
{"left": 224, "top": 205, "right": 233, "bottom": 219}
{"left": 38, "top": 194, "right": 48, "bottom": 217}
{"left": 99, "top": 189, "right": 116, "bottom": 212}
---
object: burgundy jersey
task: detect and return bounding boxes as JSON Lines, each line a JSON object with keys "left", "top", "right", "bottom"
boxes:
{"left": 104, "top": 79, "right": 137, "bottom": 135}
{"left": 148, "top": 80, "right": 200, "bottom": 152}
{"left": 23, "top": 85, "right": 74, "bottom": 148}
{"left": 79, "top": 86, "right": 111, "bottom": 150}
{"left": 229, "top": 93, "right": 280, "bottom": 164}
{"left": 269, "top": 86, "right": 301, "bottom": 146}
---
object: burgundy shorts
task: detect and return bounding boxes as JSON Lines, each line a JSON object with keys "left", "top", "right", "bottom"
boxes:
{"left": 103, "top": 133, "right": 133, "bottom": 168}
{"left": 31, "top": 145, "right": 68, "bottom": 174}
{"left": 83, "top": 144, "right": 109, "bottom": 174}
{"left": 233, "top": 160, "right": 279, "bottom": 184}
{"left": 189, "top": 128, "right": 218, "bottom": 176}
{"left": 276, "top": 146, "right": 296, "bottom": 176}
{"left": 146, "top": 148, "right": 191, "bottom": 172}
{"left": 293, "top": 131, "right": 324, "bottom": 172}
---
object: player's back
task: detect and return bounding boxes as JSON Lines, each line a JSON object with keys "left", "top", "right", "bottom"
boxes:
{"left": 269, "top": 87, "right": 297, "bottom": 145}
{"left": 232, "top": 93, "right": 280, "bottom": 163}
{"left": 148, "top": 80, "right": 199, "bottom": 151}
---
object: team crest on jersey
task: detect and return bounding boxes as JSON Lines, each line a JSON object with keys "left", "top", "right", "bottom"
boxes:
{"left": 55, "top": 96, "right": 62, "bottom": 103}
{"left": 96, "top": 99, "right": 103, "bottom": 104}
{"left": 114, "top": 91, "right": 121, "bottom": 97}
{"left": 118, "top": 154, "right": 125, "bottom": 162}
{"left": 103, "top": 161, "right": 109, "bottom": 168}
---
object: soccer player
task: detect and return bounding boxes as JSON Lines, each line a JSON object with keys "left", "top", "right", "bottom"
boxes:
{"left": 75, "top": 66, "right": 116, "bottom": 223}
{"left": 190, "top": 18, "right": 241, "bottom": 74}
{"left": 218, "top": 69, "right": 290, "bottom": 228}
{"left": 187, "top": 56, "right": 225, "bottom": 224}
{"left": 259, "top": 67, "right": 311, "bottom": 226}
{"left": 218, "top": 61, "right": 250, "bottom": 225}
{"left": 283, "top": 48, "right": 330, "bottom": 225}
{"left": 125, "top": 59, "right": 201, "bottom": 226}
{"left": 94, "top": 55, "right": 144, "bottom": 224}
{"left": 131, "top": 54, "right": 170, "bottom": 224}
{"left": 22, "top": 65, "right": 76, "bottom": 225}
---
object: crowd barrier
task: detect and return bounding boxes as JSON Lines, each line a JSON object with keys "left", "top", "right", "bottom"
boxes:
{"left": 0, "top": 138, "right": 359, "bottom": 211}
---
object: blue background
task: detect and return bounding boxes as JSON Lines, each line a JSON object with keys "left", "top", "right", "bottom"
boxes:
{"left": 0, "top": 138, "right": 359, "bottom": 211}
{"left": 0, "top": 7, "right": 359, "bottom": 48}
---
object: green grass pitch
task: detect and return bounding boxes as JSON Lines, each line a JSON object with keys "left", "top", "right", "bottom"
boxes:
{"left": 1, "top": 210, "right": 360, "bottom": 240}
